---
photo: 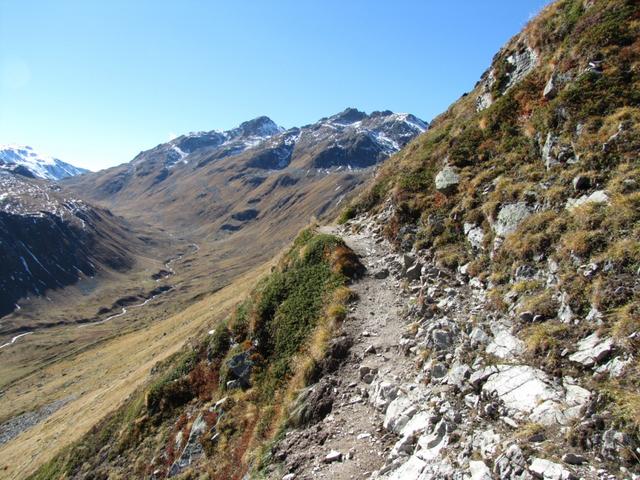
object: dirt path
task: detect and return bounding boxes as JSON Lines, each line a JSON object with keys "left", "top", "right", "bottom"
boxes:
{"left": 270, "top": 224, "right": 417, "bottom": 479}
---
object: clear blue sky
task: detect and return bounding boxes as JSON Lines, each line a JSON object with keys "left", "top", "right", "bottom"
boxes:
{"left": 0, "top": 0, "right": 550, "bottom": 171}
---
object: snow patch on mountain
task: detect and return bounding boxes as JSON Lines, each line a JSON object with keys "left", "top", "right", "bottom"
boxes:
{"left": 0, "top": 145, "right": 88, "bottom": 180}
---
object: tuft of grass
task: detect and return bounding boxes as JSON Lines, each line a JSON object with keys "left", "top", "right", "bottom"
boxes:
{"left": 519, "top": 290, "right": 559, "bottom": 320}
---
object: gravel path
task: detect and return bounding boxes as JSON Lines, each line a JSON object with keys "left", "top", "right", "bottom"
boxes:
{"left": 268, "top": 225, "right": 417, "bottom": 479}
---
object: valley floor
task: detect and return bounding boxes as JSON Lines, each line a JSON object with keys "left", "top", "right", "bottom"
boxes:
{"left": 0, "top": 262, "right": 270, "bottom": 480}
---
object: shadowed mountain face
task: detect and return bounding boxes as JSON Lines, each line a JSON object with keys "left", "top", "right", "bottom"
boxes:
{"left": 0, "top": 171, "right": 150, "bottom": 317}
{"left": 63, "top": 108, "right": 427, "bottom": 240}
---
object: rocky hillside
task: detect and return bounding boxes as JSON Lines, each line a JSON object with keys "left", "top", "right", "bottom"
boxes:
{"left": 0, "top": 145, "right": 88, "bottom": 180}
{"left": 0, "top": 170, "right": 146, "bottom": 318}
{"left": 334, "top": 0, "right": 640, "bottom": 477}
{"left": 63, "top": 109, "right": 427, "bottom": 239}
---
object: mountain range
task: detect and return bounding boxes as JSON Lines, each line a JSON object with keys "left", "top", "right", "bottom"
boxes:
{"left": 0, "top": 108, "right": 426, "bottom": 323}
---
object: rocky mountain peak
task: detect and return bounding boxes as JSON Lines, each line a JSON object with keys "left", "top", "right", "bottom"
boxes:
{"left": 233, "top": 116, "right": 282, "bottom": 138}
{"left": 0, "top": 145, "right": 88, "bottom": 181}
{"left": 328, "top": 107, "right": 368, "bottom": 125}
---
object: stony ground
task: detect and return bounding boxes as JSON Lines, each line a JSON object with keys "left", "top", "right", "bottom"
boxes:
{"left": 265, "top": 212, "right": 637, "bottom": 480}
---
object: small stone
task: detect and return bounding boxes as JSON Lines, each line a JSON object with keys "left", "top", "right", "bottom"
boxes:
{"left": 374, "top": 268, "right": 389, "bottom": 279}
{"left": 562, "top": 453, "right": 586, "bottom": 465}
{"left": 282, "top": 474, "right": 296, "bottom": 480}
{"left": 364, "top": 345, "right": 377, "bottom": 355}
{"left": 572, "top": 175, "right": 590, "bottom": 191}
{"left": 323, "top": 450, "right": 342, "bottom": 463}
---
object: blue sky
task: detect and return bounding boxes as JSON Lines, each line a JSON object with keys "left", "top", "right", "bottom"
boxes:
{"left": 0, "top": 0, "right": 550, "bottom": 171}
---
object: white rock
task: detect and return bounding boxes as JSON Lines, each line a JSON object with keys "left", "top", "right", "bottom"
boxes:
{"left": 486, "top": 329, "right": 525, "bottom": 359}
{"left": 482, "top": 365, "right": 562, "bottom": 413}
{"left": 415, "top": 420, "right": 448, "bottom": 461}
{"left": 399, "top": 410, "right": 432, "bottom": 438}
{"left": 595, "top": 356, "right": 631, "bottom": 378}
{"left": 566, "top": 190, "right": 610, "bottom": 210}
{"left": 464, "top": 222, "right": 485, "bottom": 250}
{"left": 493, "top": 202, "right": 532, "bottom": 237}
{"left": 384, "top": 396, "right": 416, "bottom": 433}
{"left": 323, "top": 450, "right": 342, "bottom": 463}
{"left": 469, "top": 460, "right": 492, "bottom": 480}
{"left": 370, "top": 380, "right": 399, "bottom": 411}
{"left": 472, "top": 429, "right": 501, "bottom": 460}
{"left": 568, "top": 332, "right": 614, "bottom": 367}
{"left": 529, "top": 457, "right": 576, "bottom": 480}
{"left": 470, "top": 327, "right": 490, "bottom": 347}
{"left": 383, "top": 455, "right": 427, "bottom": 480}
{"left": 435, "top": 165, "right": 460, "bottom": 193}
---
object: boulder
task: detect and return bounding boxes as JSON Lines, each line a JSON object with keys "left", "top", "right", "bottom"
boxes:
{"left": 431, "top": 329, "right": 453, "bottom": 350}
{"left": 572, "top": 175, "right": 590, "bottom": 191}
{"left": 601, "top": 429, "right": 632, "bottom": 460}
{"left": 322, "top": 335, "right": 352, "bottom": 372}
{"left": 374, "top": 268, "right": 390, "bottom": 279}
{"left": 543, "top": 73, "right": 558, "bottom": 99}
{"left": 486, "top": 329, "right": 525, "bottom": 359}
{"left": 447, "top": 363, "right": 471, "bottom": 390}
{"left": 383, "top": 455, "right": 427, "bottom": 479}
{"left": 168, "top": 413, "right": 207, "bottom": 477}
{"left": 542, "top": 133, "right": 577, "bottom": 169}
{"left": 464, "top": 223, "right": 485, "bottom": 250}
{"left": 404, "top": 262, "right": 423, "bottom": 281}
{"left": 493, "top": 203, "right": 532, "bottom": 237}
{"left": 476, "top": 70, "right": 496, "bottom": 112}
{"left": 435, "top": 165, "right": 460, "bottom": 194}
{"left": 323, "top": 450, "right": 342, "bottom": 463}
{"left": 595, "top": 356, "right": 631, "bottom": 378}
{"left": 226, "top": 349, "right": 254, "bottom": 388}
{"left": 415, "top": 419, "right": 449, "bottom": 462}
{"left": 494, "top": 444, "right": 531, "bottom": 479}
{"left": 470, "top": 326, "right": 490, "bottom": 347}
{"left": 288, "top": 377, "right": 335, "bottom": 427}
{"left": 384, "top": 395, "right": 417, "bottom": 433}
{"left": 561, "top": 453, "right": 586, "bottom": 465}
{"left": 472, "top": 429, "right": 501, "bottom": 460}
{"left": 369, "top": 380, "right": 399, "bottom": 411}
{"left": 481, "top": 365, "right": 586, "bottom": 425}
{"left": 504, "top": 45, "right": 539, "bottom": 91}
{"left": 568, "top": 332, "right": 614, "bottom": 368}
